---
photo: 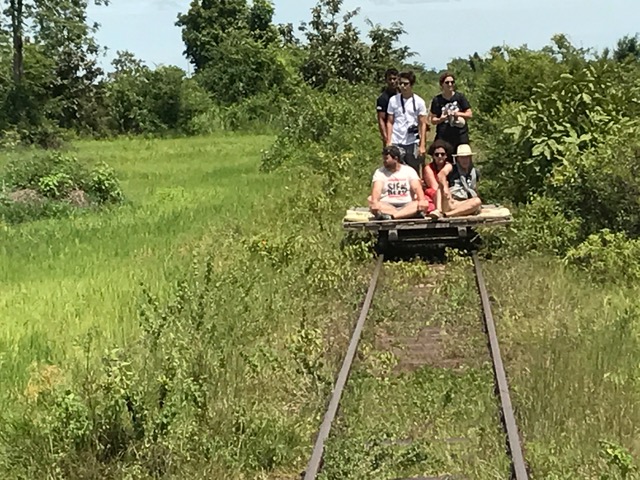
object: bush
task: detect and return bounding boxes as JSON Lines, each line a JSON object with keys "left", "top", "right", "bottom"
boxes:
{"left": 496, "top": 195, "right": 582, "bottom": 257}
{"left": 260, "top": 81, "right": 379, "bottom": 191}
{"left": 0, "top": 152, "right": 124, "bottom": 224}
{"left": 222, "top": 90, "right": 287, "bottom": 131}
{"left": 564, "top": 229, "right": 640, "bottom": 285}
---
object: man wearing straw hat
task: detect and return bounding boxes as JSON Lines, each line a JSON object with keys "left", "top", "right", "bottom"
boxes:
{"left": 436, "top": 144, "right": 482, "bottom": 217}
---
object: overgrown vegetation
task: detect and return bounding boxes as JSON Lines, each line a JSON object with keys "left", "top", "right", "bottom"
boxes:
{"left": 2, "top": 0, "right": 640, "bottom": 477}
{"left": 0, "top": 151, "right": 124, "bottom": 223}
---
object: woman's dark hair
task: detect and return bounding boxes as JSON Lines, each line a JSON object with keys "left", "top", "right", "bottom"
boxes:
{"left": 439, "top": 71, "right": 456, "bottom": 86}
{"left": 428, "top": 139, "right": 453, "bottom": 161}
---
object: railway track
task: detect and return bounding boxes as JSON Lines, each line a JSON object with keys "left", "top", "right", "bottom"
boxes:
{"left": 301, "top": 252, "right": 528, "bottom": 480}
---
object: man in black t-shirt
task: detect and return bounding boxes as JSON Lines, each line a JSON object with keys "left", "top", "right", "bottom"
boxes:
{"left": 376, "top": 68, "right": 399, "bottom": 146}
{"left": 429, "top": 72, "right": 473, "bottom": 151}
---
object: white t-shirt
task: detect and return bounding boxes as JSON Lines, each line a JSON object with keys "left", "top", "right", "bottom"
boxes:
{"left": 386, "top": 93, "right": 427, "bottom": 145}
{"left": 372, "top": 164, "right": 419, "bottom": 206}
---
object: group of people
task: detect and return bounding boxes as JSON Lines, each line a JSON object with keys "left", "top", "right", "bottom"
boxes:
{"left": 369, "top": 69, "right": 481, "bottom": 220}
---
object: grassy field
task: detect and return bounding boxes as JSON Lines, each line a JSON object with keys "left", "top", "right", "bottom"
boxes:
{"left": 2, "top": 133, "right": 640, "bottom": 478}
{"left": 486, "top": 256, "right": 640, "bottom": 478}
{"left": 0, "top": 133, "right": 277, "bottom": 400}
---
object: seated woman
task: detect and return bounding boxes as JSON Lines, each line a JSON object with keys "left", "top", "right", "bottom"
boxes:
{"left": 436, "top": 144, "right": 482, "bottom": 217}
{"left": 369, "top": 145, "right": 429, "bottom": 220}
{"left": 422, "top": 139, "right": 454, "bottom": 219}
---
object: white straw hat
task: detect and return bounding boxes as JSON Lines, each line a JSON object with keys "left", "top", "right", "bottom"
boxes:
{"left": 453, "top": 144, "right": 474, "bottom": 157}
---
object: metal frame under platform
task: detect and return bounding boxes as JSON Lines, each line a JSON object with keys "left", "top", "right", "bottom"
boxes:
{"left": 342, "top": 205, "right": 512, "bottom": 250}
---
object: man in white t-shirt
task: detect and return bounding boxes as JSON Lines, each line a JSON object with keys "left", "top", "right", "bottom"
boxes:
{"left": 385, "top": 70, "right": 428, "bottom": 177}
{"left": 368, "top": 145, "right": 429, "bottom": 220}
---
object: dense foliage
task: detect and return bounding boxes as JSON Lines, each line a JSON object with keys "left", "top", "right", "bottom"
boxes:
{"left": 0, "top": 151, "right": 124, "bottom": 223}
{"left": 2, "top": 0, "right": 640, "bottom": 477}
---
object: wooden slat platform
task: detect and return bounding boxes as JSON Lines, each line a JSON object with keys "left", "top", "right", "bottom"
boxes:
{"left": 342, "top": 205, "right": 512, "bottom": 232}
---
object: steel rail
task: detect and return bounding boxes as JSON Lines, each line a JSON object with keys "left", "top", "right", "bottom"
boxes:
{"left": 303, "top": 254, "right": 384, "bottom": 480}
{"left": 472, "top": 252, "right": 529, "bottom": 480}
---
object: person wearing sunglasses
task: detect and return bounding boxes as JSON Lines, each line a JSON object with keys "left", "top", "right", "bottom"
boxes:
{"left": 429, "top": 72, "right": 473, "bottom": 151}
{"left": 385, "top": 71, "right": 428, "bottom": 177}
{"left": 422, "top": 139, "right": 454, "bottom": 218}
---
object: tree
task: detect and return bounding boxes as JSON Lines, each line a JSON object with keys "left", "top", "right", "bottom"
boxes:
{"left": 613, "top": 34, "right": 640, "bottom": 62}
{"left": 8, "top": 0, "right": 23, "bottom": 82}
{"left": 0, "top": 0, "right": 109, "bottom": 136}
{"left": 176, "top": 0, "right": 250, "bottom": 71}
{"left": 32, "top": 0, "right": 109, "bottom": 130}
{"left": 299, "top": 0, "right": 410, "bottom": 88}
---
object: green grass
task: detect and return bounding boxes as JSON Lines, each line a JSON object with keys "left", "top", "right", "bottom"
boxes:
{"left": 0, "top": 132, "right": 376, "bottom": 479}
{"left": 0, "top": 133, "right": 276, "bottom": 398}
{"left": 486, "top": 255, "right": 640, "bottom": 478}
{"left": 318, "top": 257, "right": 510, "bottom": 479}
{"left": 3, "top": 132, "right": 640, "bottom": 479}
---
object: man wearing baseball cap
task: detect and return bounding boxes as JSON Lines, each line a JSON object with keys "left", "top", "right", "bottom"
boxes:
{"left": 369, "top": 145, "right": 431, "bottom": 220}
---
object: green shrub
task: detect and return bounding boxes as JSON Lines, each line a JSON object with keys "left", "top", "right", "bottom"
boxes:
{"left": 564, "top": 229, "right": 640, "bottom": 285}
{"left": 1, "top": 152, "right": 124, "bottom": 224}
{"left": 4, "top": 152, "right": 87, "bottom": 196}
{"left": 499, "top": 195, "right": 582, "bottom": 257}
{"left": 222, "top": 90, "right": 286, "bottom": 131}
{"left": 547, "top": 132, "right": 640, "bottom": 238}
{"left": 260, "top": 81, "right": 379, "bottom": 201}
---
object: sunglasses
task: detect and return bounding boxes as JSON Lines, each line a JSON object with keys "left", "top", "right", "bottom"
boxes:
{"left": 444, "top": 80, "right": 455, "bottom": 85}
{"left": 434, "top": 152, "right": 447, "bottom": 157}
{"left": 399, "top": 81, "right": 411, "bottom": 86}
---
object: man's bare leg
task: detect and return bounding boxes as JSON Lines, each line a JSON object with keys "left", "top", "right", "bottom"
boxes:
{"left": 391, "top": 201, "right": 421, "bottom": 219}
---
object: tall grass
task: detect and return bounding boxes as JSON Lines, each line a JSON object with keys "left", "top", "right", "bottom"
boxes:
{"left": 0, "top": 132, "right": 376, "bottom": 479}
{"left": 486, "top": 256, "right": 640, "bottom": 478}
{"left": 0, "top": 134, "right": 276, "bottom": 401}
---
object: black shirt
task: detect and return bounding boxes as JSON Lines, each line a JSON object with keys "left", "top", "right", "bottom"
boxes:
{"left": 430, "top": 92, "right": 471, "bottom": 144}
{"left": 376, "top": 88, "right": 398, "bottom": 121}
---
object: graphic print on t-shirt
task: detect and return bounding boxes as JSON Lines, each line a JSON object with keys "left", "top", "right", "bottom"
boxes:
{"left": 372, "top": 164, "right": 419, "bottom": 205}
{"left": 441, "top": 101, "right": 460, "bottom": 123}
{"left": 386, "top": 179, "right": 409, "bottom": 198}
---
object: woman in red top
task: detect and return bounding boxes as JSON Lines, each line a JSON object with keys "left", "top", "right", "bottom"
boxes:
{"left": 423, "top": 139, "right": 454, "bottom": 218}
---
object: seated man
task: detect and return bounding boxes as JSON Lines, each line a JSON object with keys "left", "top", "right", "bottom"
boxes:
{"left": 369, "top": 145, "right": 429, "bottom": 220}
{"left": 437, "top": 144, "right": 482, "bottom": 217}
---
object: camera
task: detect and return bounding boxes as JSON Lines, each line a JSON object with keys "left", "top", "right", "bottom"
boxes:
{"left": 408, "top": 124, "right": 419, "bottom": 135}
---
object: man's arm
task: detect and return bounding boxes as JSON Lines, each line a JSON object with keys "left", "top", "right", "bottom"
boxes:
{"left": 410, "top": 178, "right": 425, "bottom": 201}
{"left": 369, "top": 181, "right": 383, "bottom": 212}
{"left": 377, "top": 112, "right": 388, "bottom": 144}
{"left": 418, "top": 114, "right": 427, "bottom": 153}
{"left": 386, "top": 96, "right": 397, "bottom": 146}
{"left": 386, "top": 114, "right": 395, "bottom": 146}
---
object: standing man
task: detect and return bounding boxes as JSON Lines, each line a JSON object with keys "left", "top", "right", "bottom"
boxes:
{"left": 376, "top": 68, "right": 399, "bottom": 146}
{"left": 385, "top": 71, "right": 428, "bottom": 177}
{"left": 429, "top": 72, "right": 473, "bottom": 151}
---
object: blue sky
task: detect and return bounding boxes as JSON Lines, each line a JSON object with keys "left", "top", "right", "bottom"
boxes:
{"left": 87, "top": 0, "right": 640, "bottom": 73}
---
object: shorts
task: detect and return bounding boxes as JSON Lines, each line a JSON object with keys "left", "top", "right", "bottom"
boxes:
{"left": 435, "top": 133, "right": 469, "bottom": 152}
{"left": 422, "top": 187, "right": 437, "bottom": 212}
{"left": 395, "top": 143, "right": 424, "bottom": 176}
{"left": 381, "top": 199, "right": 412, "bottom": 209}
